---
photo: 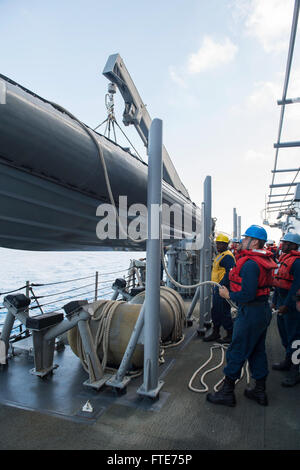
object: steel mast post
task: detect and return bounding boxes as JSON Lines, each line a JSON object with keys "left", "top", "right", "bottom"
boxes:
{"left": 197, "top": 202, "right": 206, "bottom": 334}
{"left": 197, "top": 176, "right": 212, "bottom": 333}
{"left": 137, "top": 119, "right": 164, "bottom": 399}
{"left": 237, "top": 216, "right": 241, "bottom": 240}
{"left": 203, "top": 176, "right": 212, "bottom": 323}
{"left": 233, "top": 208, "right": 237, "bottom": 238}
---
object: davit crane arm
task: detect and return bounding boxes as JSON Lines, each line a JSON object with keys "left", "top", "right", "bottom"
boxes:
{"left": 102, "top": 53, "right": 190, "bottom": 200}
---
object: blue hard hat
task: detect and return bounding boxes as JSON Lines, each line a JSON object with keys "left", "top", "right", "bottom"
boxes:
{"left": 231, "top": 237, "right": 239, "bottom": 243}
{"left": 281, "top": 232, "right": 300, "bottom": 245}
{"left": 242, "top": 225, "right": 268, "bottom": 241}
{"left": 239, "top": 238, "right": 243, "bottom": 243}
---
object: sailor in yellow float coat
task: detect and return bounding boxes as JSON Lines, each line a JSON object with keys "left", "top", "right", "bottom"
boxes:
{"left": 204, "top": 233, "right": 236, "bottom": 343}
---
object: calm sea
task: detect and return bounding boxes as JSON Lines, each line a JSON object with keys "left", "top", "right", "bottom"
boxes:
{"left": 0, "top": 247, "right": 145, "bottom": 329}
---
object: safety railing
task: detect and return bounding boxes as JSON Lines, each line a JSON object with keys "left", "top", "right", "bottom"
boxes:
{"left": 266, "top": 0, "right": 300, "bottom": 218}
{"left": 0, "top": 266, "right": 131, "bottom": 337}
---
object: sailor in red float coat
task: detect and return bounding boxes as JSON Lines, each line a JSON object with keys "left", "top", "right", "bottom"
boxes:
{"left": 206, "top": 225, "right": 277, "bottom": 407}
{"left": 229, "top": 249, "right": 276, "bottom": 297}
{"left": 273, "top": 250, "right": 300, "bottom": 291}
{"left": 271, "top": 233, "right": 300, "bottom": 386}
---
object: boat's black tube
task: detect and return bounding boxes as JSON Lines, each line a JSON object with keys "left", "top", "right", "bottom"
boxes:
{"left": 0, "top": 74, "right": 200, "bottom": 251}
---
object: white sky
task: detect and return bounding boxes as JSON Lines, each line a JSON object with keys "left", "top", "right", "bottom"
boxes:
{"left": 1, "top": 0, "right": 299, "bottom": 244}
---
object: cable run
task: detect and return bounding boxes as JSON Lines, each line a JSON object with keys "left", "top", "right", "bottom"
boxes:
{"left": 29, "top": 287, "right": 113, "bottom": 310}
{"left": 30, "top": 274, "right": 95, "bottom": 287}
{"left": 31, "top": 281, "right": 97, "bottom": 300}
{"left": 161, "top": 243, "right": 237, "bottom": 310}
{"left": 0, "top": 285, "right": 27, "bottom": 296}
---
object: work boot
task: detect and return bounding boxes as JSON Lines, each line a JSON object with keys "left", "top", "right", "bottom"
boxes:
{"left": 244, "top": 378, "right": 268, "bottom": 406}
{"left": 204, "top": 320, "right": 212, "bottom": 330}
{"left": 281, "top": 364, "right": 300, "bottom": 387}
{"left": 206, "top": 376, "right": 236, "bottom": 407}
{"left": 219, "top": 330, "right": 233, "bottom": 344}
{"left": 203, "top": 325, "right": 220, "bottom": 342}
{"left": 272, "top": 356, "right": 292, "bottom": 371}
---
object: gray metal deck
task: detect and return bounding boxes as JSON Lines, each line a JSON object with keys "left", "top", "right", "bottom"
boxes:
{"left": 0, "top": 313, "right": 299, "bottom": 450}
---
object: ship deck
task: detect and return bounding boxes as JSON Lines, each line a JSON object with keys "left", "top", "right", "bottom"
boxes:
{"left": 0, "top": 305, "right": 299, "bottom": 451}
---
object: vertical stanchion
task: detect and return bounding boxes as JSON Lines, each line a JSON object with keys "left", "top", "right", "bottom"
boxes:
{"left": 197, "top": 178, "right": 212, "bottom": 335}
{"left": 237, "top": 216, "right": 241, "bottom": 240}
{"left": 197, "top": 248, "right": 206, "bottom": 333}
{"left": 25, "top": 280, "right": 30, "bottom": 336}
{"left": 137, "top": 118, "right": 164, "bottom": 399}
{"left": 26, "top": 281, "right": 30, "bottom": 299}
{"left": 203, "top": 176, "right": 212, "bottom": 324}
{"left": 166, "top": 247, "right": 176, "bottom": 289}
{"left": 95, "top": 271, "right": 99, "bottom": 301}
{"left": 233, "top": 208, "right": 237, "bottom": 238}
{"left": 197, "top": 202, "right": 206, "bottom": 334}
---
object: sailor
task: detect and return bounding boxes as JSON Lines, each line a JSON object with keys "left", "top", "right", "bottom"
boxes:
{"left": 206, "top": 225, "right": 277, "bottom": 407}
{"left": 235, "top": 238, "right": 243, "bottom": 260}
{"left": 203, "top": 233, "right": 235, "bottom": 343}
{"left": 272, "top": 232, "right": 300, "bottom": 387}
{"left": 230, "top": 237, "right": 239, "bottom": 257}
{"left": 276, "top": 241, "right": 283, "bottom": 260}
{"left": 266, "top": 239, "right": 278, "bottom": 262}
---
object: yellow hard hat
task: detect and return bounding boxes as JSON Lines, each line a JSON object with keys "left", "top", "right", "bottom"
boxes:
{"left": 216, "top": 233, "right": 230, "bottom": 243}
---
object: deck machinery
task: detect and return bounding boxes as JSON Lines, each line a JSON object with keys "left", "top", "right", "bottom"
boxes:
{"left": 0, "top": 54, "right": 214, "bottom": 401}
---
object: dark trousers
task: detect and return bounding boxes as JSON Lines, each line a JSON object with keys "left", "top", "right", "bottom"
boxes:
{"left": 224, "top": 302, "right": 272, "bottom": 381}
{"left": 276, "top": 309, "right": 300, "bottom": 358}
{"left": 211, "top": 288, "right": 233, "bottom": 331}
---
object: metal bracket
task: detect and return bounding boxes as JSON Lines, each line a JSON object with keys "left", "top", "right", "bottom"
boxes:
{"left": 0, "top": 340, "right": 6, "bottom": 365}
{"left": 30, "top": 364, "right": 59, "bottom": 378}
{"left": 83, "top": 373, "right": 113, "bottom": 391}
{"left": 137, "top": 380, "right": 164, "bottom": 399}
{"left": 105, "top": 374, "right": 132, "bottom": 390}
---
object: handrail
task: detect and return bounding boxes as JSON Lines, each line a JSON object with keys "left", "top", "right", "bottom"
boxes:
{"left": 0, "top": 266, "right": 130, "bottom": 330}
{"left": 267, "top": 0, "right": 300, "bottom": 216}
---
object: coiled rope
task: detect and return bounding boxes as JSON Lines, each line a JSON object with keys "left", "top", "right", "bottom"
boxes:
{"left": 76, "top": 300, "right": 143, "bottom": 377}
{"left": 188, "top": 343, "right": 250, "bottom": 393}
{"left": 159, "top": 288, "right": 186, "bottom": 348}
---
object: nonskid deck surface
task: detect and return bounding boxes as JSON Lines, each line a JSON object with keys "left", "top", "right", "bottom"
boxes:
{"left": 0, "top": 313, "right": 299, "bottom": 450}
{"left": 0, "top": 329, "right": 193, "bottom": 424}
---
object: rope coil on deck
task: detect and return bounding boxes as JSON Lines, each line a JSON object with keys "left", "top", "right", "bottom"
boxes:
{"left": 188, "top": 343, "right": 250, "bottom": 393}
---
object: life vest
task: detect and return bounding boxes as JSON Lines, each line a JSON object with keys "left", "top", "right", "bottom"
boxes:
{"left": 268, "top": 246, "right": 277, "bottom": 256}
{"left": 233, "top": 248, "right": 242, "bottom": 258}
{"left": 211, "top": 250, "right": 235, "bottom": 284}
{"left": 230, "top": 243, "right": 238, "bottom": 254}
{"left": 273, "top": 251, "right": 300, "bottom": 290}
{"left": 229, "top": 249, "right": 277, "bottom": 297}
